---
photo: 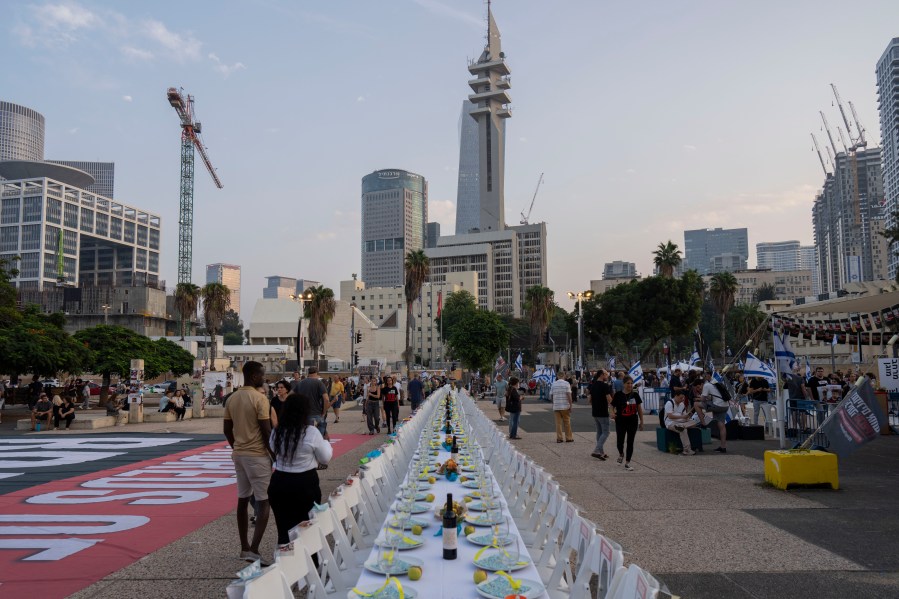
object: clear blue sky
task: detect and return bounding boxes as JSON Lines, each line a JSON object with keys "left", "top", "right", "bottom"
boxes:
{"left": 5, "top": 0, "right": 899, "bottom": 316}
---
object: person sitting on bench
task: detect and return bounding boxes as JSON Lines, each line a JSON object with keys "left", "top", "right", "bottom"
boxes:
{"left": 664, "top": 390, "right": 697, "bottom": 455}
{"left": 55, "top": 395, "right": 76, "bottom": 430}
{"left": 30, "top": 393, "right": 53, "bottom": 431}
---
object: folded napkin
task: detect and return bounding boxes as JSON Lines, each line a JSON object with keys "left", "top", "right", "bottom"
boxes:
{"left": 445, "top": 471, "right": 459, "bottom": 482}
{"left": 433, "top": 523, "right": 463, "bottom": 537}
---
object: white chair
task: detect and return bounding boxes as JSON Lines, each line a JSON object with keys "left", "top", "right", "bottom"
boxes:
{"left": 544, "top": 514, "right": 597, "bottom": 597}
{"left": 329, "top": 487, "right": 372, "bottom": 550}
{"left": 325, "top": 494, "right": 369, "bottom": 578}
{"left": 226, "top": 563, "right": 293, "bottom": 599}
{"left": 273, "top": 543, "right": 310, "bottom": 593}
{"left": 570, "top": 533, "right": 625, "bottom": 599}
{"left": 606, "top": 563, "right": 661, "bottom": 599}
{"left": 289, "top": 520, "right": 347, "bottom": 597}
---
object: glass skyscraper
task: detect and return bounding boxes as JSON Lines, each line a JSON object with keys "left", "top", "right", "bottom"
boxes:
{"left": 878, "top": 38, "right": 899, "bottom": 280}
{"left": 0, "top": 101, "right": 45, "bottom": 162}
{"left": 683, "top": 227, "right": 749, "bottom": 275}
{"left": 455, "top": 100, "right": 480, "bottom": 234}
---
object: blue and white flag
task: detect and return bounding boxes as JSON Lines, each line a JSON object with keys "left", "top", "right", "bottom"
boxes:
{"left": 738, "top": 359, "right": 745, "bottom": 371}
{"left": 832, "top": 333, "right": 839, "bottom": 346}
{"left": 689, "top": 349, "right": 701, "bottom": 366}
{"left": 744, "top": 352, "right": 777, "bottom": 384}
{"left": 774, "top": 332, "right": 796, "bottom": 373}
{"left": 532, "top": 366, "right": 556, "bottom": 384}
{"left": 608, "top": 356, "right": 616, "bottom": 371}
{"left": 514, "top": 353, "right": 523, "bottom": 372}
{"left": 628, "top": 361, "right": 644, "bottom": 385}
{"left": 712, "top": 370, "right": 725, "bottom": 383}
{"left": 805, "top": 356, "right": 812, "bottom": 382}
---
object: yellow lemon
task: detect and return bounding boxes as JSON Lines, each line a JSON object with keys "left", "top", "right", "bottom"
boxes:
{"left": 408, "top": 566, "right": 423, "bottom": 581}
{"left": 425, "top": 493, "right": 435, "bottom": 503}
{"left": 463, "top": 496, "right": 473, "bottom": 503}
{"left": 464, "top": 525, "right": 475, "bottom": 536}
{"left": 459, "top": 476, "right": 468, "bottom": 482}
{"left": 428, "top": 476, "right": 436, "bottom": 484}
{"left": 411, "top": 524, "right": 423, "bottom": 536}
{"left": 473, "top": 569, "right": 488, "bottom": 584}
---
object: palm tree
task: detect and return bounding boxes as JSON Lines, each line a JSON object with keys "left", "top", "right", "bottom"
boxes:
{"left": 708, "top": 272, "right": 739, "bottom": 361}
{"left": 728, "top": 303, "right": 766, "bottom": 347}
{"left": 304, "top": 285, "right": 336, "bottom": 362}
{"left": 174, "top": 282, "right": 201, "bottom": 340}
{"left": 653, "top": 241, "right": 682, "bottom": 278}
{"left": 201, "top": 283, "right": 231, "bottom": 370}
{"left": 524, "top": 285, "right": 555, "bottom": 365}
{"left": 403, "top": 250, "right": 430, "bottom": 379}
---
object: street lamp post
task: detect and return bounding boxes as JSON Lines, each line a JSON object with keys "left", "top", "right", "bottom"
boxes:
{"left": 567, "top": 290, "right": 593, "bottom": 372}
{"left": 350, "top": 302, "right": 356, "bottom": 372}
{"left": 101, "top": 304, "right": 110, "bottom": 325}
{"left": 290, "top": 291, "right": 314, "bottom": 369}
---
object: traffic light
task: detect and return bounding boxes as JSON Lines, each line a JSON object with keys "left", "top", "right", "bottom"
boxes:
{"left": 354, "top": 351, "right": 359, "bottom": 366}
{"left": 355, "top": 332, "right": 362, "bottom": 343}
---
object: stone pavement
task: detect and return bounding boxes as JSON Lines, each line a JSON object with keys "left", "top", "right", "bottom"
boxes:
{"left": 4, "top": 394, "right": 898, "bottom": 598}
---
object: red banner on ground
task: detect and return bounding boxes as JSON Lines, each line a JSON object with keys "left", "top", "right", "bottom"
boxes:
{"left": 0, "top": 434, "right": 371, "bottom": 599}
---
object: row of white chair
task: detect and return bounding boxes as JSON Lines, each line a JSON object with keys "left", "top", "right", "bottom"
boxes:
{"left": 458, "top": 391, "right": 665, "bottom": 599}
{"left": 226, "top": 387, "right": 448, "bottom": 599}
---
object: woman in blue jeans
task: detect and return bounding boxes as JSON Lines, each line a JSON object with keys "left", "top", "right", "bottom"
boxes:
{"left": 506, "top": 376, "right": 522, "bottom": 439}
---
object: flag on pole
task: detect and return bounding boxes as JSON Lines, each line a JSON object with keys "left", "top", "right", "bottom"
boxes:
{"left": 532, "top": 366, "right": 557, "bottom": 384}
{"left": 832, "top": 333, "right": 839, "bottom": 346}
{"left": 689, "top": 349, "right": 701, "bottom": 366}
{"left": 608, "top": 356, "right": 616, "bottom": 371}
{"left": 712, "top": 371, "right": 725, "bottom": 383}
{"left": 494, "top": 355, "right": 509, "bottom": 377}
{"left": 628, "top": 361, "right": 644, "bottom": 385}
{"left": 514, "top": 353, "right": 523, "bottom": 372}
{"left": 774, "top": 332, "right": 797, "bottom": 373}
{"left": 743, "top": 352, "right": 777, "bottom": 384}
{"left": 437, "top": 291, "right": 443, "bottom": 318}
{"left": 820, "top": 378, "right": 888, "bottom": 457}
{"left": 805, "top": 356, "right": 812, "bottom": 382}
{"left": 738, "top": 359, "right": 745, "bottom": 371}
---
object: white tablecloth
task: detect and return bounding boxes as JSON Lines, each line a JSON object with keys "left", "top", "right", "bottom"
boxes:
{"left": 352, "top": 440, "right": 549, "bottom": 598}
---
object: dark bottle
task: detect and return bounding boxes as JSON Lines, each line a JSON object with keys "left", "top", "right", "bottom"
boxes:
{"left": 451, "top": 435, "right": 458, "bottom": 460}
{"left": 445, "top": 418, "right": 453, "bottom": 434}
{"left": 442, "top": 493, "right": 457, "bottom": 560}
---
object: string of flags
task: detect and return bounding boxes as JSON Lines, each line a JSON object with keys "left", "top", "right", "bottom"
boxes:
{"left": 770, "top": 304, "right": 899, "bottom": 345}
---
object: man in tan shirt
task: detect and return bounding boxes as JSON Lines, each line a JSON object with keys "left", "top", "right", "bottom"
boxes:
{"left": 224, "top": 361, "right": 273, "bottom": 564}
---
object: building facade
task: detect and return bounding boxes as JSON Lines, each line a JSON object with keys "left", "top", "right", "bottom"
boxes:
{"left": 878, "top": 38, "right": 899, "bottom": 280}
{"left": 710, "top": 252, "right": 748, "bottom": 273}
{"left": 426, "top": 221, "right": 441, "bottom": 248}
{"left": 590, "top": 277, "right": 640, "bottom": 295}
{"left": 602, "top": 261, "right": 637, "bottom": 279}
{"left": 0, "top": 100, "right": 44, "bottom": 162}
{"left": 263, "top": 275, "right": 297, "bottom": 299}
{"left": 206, "top": 263, "right": 241, "bottom": 315}
{"left": 47, "top": 161, "right": 114, "bottom": 198}
{"left": 1, "top": 177, "right": 160, "bottom": 289}
{"left": 683, "top": 227, "right": 748, "bottom": 275}
{"left": 799, "top": 245, "right": 819, "bottom": 295}
{"left": 812, "top": 147, "right": 884, "bottom": 294}
{"left": 757, "top": 240, "right": 800, "bottom": 271}
{"left": 703, "top": 269, "right": 814, "bottom": 305}
{"left": 360, "top": 169, "right": 427, "bottom": 288}
{"left": 455, "top": 100, "right": 480, "bottom": 235}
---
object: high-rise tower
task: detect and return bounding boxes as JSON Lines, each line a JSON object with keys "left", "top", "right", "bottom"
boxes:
{"left": 878, "top": 38, "right": 899, "bottom": 280}
{"left": 467, "top": 4, "right": 512, "bottom": 232}
{"left": 455, "top": 100, "right": 480, "bottom": 234}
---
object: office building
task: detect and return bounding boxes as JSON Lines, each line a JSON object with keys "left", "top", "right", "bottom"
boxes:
{"left": 455, "top": 100, "right": 480, "bottom": 234}
{"left": 683, "top": 227, "right": 748, "bottom": 275}
{"left": 360, "top": 168, "right": 427, "bottom": 287}
{"left": 47, "top": 161, "right": 114, "bottom": 198}
{"left": 426, "top": 221, "right": 441, "bottom": 248}
{"left": 799, "top": 245, "right": 819, "bottom": 295}
{"left": 296, "top": 279, "right": 321, "bottom": 292}
{"left": 878, "top": 38, "right": 899, "bottom": 280}
{"left": 703, "top": 269, "right": 813, "bottom": 305}
{"left": 603, "top": 261, "right": 637, "bottom": 279}
{"left": 0, "top": 175, "right": 160, "bottom": 289}
{"left": 206, "top": 263, "right": 241, "bottom": 314}
{"left": 467, "top": 7, "right": 511, "bottom": 233}
{"left": 0, "top": 100, "right": 44, "bottom": 162}
{"left": 757, "top": 241, "right": 800, "bottom": 271}
{"left": 812, "top": 147, "right": 884, "bottom": 293}
{"left": 263, "top": 275, "right": 297, "bottom": 299}
{"left": 709, "top": 253, "right": 747, "bottom": 273}
{"left": 426, "top": 6, "right": 548, "bottom": 317}
{"left": 871, "top": 217, "right": 891, "bottom": 281}
{"left": 590, "top": 277, "right": 640, "bottom": 295}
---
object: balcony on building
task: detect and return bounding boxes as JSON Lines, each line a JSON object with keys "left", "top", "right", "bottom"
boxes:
{"left": 468, "top": 88, "right": 512, "bottom": 106}
{"left": 468, "top": 59, "right": 511, "bottom": 77}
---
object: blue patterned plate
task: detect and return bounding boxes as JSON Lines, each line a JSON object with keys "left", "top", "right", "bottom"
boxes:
{"left": 475, "top": 576, "right": 544, "bottom": 599}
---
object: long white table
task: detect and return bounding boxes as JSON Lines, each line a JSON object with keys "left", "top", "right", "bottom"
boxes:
{"left": 352, "top": 423, "right": 549, "bottom": 598}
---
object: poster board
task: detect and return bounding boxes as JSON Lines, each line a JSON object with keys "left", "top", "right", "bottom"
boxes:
{"left": 877, "top": 358, "right": 899, "bottom": 391}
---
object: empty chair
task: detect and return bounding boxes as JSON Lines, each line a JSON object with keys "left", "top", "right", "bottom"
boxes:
{"left": 226, "top": 563, "right": 293, "bottom": 599}
{"left": 570, "top": 533, "right": 625, "bottom": 599}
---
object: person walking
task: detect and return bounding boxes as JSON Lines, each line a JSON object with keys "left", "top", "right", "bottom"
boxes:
{"left": 611, "top": 376, "right": 644, "bottom": 471}
{"left": 493, "top": 374, "right": 509, "bottom": 421}
{"left": 550, "top": 372, "right": 574, "bottom": 443}
{"left": 588, "top": 370, "right": 613, "bottom": 460}
{"left": 506, "top": 376, "right": 522, "bottom": 439}
{"left": 80, "top": 380, "right": 91, "bottom": 411}
{"left": 329, "top": 376, "right": 344, "bottom": 423}
{"left": 294, "top": 367, "right": 331, "bottom": 439}
{"left": 365, "top": 376, "right": 381, "bottom": 434}
{"left": 407, "top": 372, "right": 424, "bottom": 411}
{"left": 381, "top": 375, "right": 400, "bottom": 434}
{"left": 223, "top": 361, "right": 274, "bottom": 565}
{"left": 267, "top": 393, "right": 333, "bottom": 552}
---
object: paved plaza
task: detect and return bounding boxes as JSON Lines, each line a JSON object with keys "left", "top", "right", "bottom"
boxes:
{"left": 1, "top": 394, "right": 897, "bottom": 598}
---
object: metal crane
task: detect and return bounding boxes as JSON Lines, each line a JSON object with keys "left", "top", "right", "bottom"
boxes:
{"left": 166, "top": 87, "right": 223, "bottom": 285}
{"left": 848, "top": 100, "right": 867, "bottom": 149}
{"left": 811, "top": 133, "right": 829, "bottom": 176}
{"left": 829, "top": 84, "right": 863, "bottom": 225}
{"left": 819, "top": 111, "right": 839, "bottom": 156}
{"left": 830, "top": 84, "right": 860, "bottom": 149}
{"left": 836, "top": 126, "right": 849, "bottom": 154}
{"left": 519, "top": 172, "right": 544, "bottom": 225}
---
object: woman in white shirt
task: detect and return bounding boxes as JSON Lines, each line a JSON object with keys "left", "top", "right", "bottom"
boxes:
{"left": 267, "top": 393, "right": 333, "bottom": 549}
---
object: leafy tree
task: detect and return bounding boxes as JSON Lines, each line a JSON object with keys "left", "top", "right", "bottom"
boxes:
{"left": 524, "top": 286, "right": 555, "bottom": 366}
{"left": 436, "top": 289, "right": 477, "bottom": 342}
{"left": 201, "top": 283, "right": 231, "bottom": 370}
{"left": 220, "top": 309, "right": 245, "bottom": 346}
{"left": 499, "top": 314, "right": 532, "bottom": 352}
{"left": 753, "top": 282, "right": 776, "bottom": 304}
{"left": 403, "top": 249, "right": 430, "bottom": 377}
{"left": 653, "top": 241, "right": 682, "bottom": 278}
{"left": 0, "top": 306, "right": 91, "bottom": 379}
{"left": 153, "top": 338, "right": 196, "bottom": 377}
{"left": 728, "top": 303, "right": 766, "bottom": 348}
{"left": 446, "top": 309, "right": 510, "bottom": 373}
{"left": 709, "top": 272, "right": 739, "bottom": 361}
{"left": 174, "top": 282, "right": 201, "bottom": 340}
{"left": 304, "top": 285, "right": 336, "bottom": 361}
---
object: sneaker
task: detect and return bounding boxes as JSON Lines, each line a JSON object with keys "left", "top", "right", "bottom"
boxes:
{"left": 624, "top": 464, "right": 635, "bottom": 471}
{"left": 250, "top": 515, "right": 256, "bottom": 526}
{"left": 616, "top": 456, "right": 623, "bottom": 464}
{"left": 682, "top": 450, "right": 696, "bottom": 456}
{"left": 714, "top": 447, "right": 727, "bottom": 453}
{"left": 240, "top": 550, "right": 271, "bottom": 566}
{"left": 591, "top": 453, "right": 607, "bottom": 460}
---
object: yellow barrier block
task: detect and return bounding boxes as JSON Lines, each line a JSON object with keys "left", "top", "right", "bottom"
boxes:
{"left": 764, "top": 450, "right": 839, "bottom": 490}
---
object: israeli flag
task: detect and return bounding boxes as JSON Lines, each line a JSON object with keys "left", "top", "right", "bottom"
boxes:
{"left": 532, "top": 366, "right": 557, "bottom": 384}
{"left": 608, "top": 356, "right": 616, "bottom": 371}
{"left": 514, "top": 353, "right": 523, "bottom": 372}
{"left": 805, "top": 356, "right": 812, "bottom": 382}
{"left": 744, "top": 352, "right": 777, "bottom": 384}
{"left": 712, "top": 371, "right": 725, "bottom": 383}
{"left": 628, "top": 361, "right": 644, "bottom": 385}
{"left": 738, "top": 359, "right": 745, "bottom": 371}
{"left": 774, "top": 332, "right": 796, "bottom": 373}
{"left": 689, "top": 350, "right": 701, "bottom": 366}
{"left": 832, "top": 333, "right": 839, "bottom": 346}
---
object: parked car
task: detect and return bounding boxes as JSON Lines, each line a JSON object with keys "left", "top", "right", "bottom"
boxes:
{"left": 87, "top": 382, "right": 115, "bottom": 396}
{"left": 141, "top": 383, "right": 173, "bottom": 394}
{"left": 40, "top": 379, "right": 61, "bottom": 388}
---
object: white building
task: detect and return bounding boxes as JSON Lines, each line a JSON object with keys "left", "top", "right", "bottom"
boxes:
{"left": 206, "top": 263, "right": 241, "bottom": 315}
{"left": 878, "top": 37, "right": 899, "bottom": 280}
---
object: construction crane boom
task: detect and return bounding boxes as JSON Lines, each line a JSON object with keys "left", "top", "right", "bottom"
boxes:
{"left": 837, "top": 126, "right": 849, "bottom": 154}
{"left": 519, "top": 172, "right": 544, "bottom": 225}
{"left": 166, "top": 87, "right": 223, "bottom": 287}
{"left": 811, "top": 133, "right": 829, "bottom": 176}
{"left": 830, "top": 83, "right": 857, "bottom": 149}
{"left": 848, "top": 100, "right": 867, "bottom": 149}
{"left": 820, "top": 111, "right": 839, "bottom": 156}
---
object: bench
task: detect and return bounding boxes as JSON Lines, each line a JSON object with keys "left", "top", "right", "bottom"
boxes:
{"left": 144, "top": 409, "right": 193, "bottom": 423}
{"left": 16, "top": 413, "right": 129, "bottom": 431}
{"left": 204, "top": 405, "right": 226, "bottom": 418}
{"left": 655, "top": 426, "right": 709, "bottom": 453}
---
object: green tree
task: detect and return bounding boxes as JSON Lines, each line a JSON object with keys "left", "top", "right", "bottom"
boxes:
{"left": 153, "top": 338, "right": 196, "bottom": 377}
{"left": 436, "top": 289, "right": 477, "bottom": 339}
{"left": 201, "top": 283, "right": 231, "bottom": 370}
{"left": 709, "top": 271, "right": 739, "bottom": 361}
{"left": 220, "top": 309, "right": 245, "bottom": 346}
{"left": 304, "top": 285, "right": 336, "bottom": 361}
{"left": 728, "top": 303, "right": 766, "bottom": 348}
{"left": 524, "top": 286, "right": 555, "bottom": 366}
{"left": 447, "top": 309, "right": 510, "bottom": 373}
{"left": 753, "top": 282, "right": 777, "bottom": 304}
{"left": 653, "top": 241, "right": 682, "bottom": 278}
{"left": 403, "top": 250, "right": 430, "bottom": 378}
{"left": 0, "top": 306, "right": 91, "bottom": 379}
{"left": 174, "top": 282, "right": 201, "bottom": 340}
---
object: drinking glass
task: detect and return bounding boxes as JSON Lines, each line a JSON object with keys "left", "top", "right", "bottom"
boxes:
{"left": 377, "top": 542, "right": 398, "bottom": 578}
{"left": 493, "top": 515, "right": 511, "bottom": 546}
{"left": 501, "top": 537, "right": 521, "bottom": 571}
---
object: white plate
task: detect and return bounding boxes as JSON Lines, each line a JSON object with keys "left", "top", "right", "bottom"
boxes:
{"left": 392, "top": 501, "right": 431, "bottom": 514}
{"left": 387, "top": 516, "right": 430, "bottom": 529}
{"left": 465, "top": 513, "right": 503, "bottom": 527}
{"left": 347, "top": 583, "right": 418, "bottom": 598}
{"left": 473, "top": 548, "right": 530, "bottom": 572}
{"left": 462, "top": 480, "right": 481, "bottom": 489}
{"left": 375, "top": 534, "right": 425, "bottom": 550}
{"left": 466, "top": 531, "right": 515, "bottom": 546}
{"left": 395, "top": 491, "right": 428, "bottom": 501}
{"left": 475, "top": 576, "right": 546, "bottom": 599}
{"left": 363, "top": 555, "right": 423, "bottom": 576}
{"left": 467, "top": 501, "right": 501, "bottom": 512}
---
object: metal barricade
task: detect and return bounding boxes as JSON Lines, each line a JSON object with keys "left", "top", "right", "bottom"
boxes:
{"left": 785, "top": 399, "right": 831, "bottom": 449}
{"left": 888, "top": 392, "right": 899, "bottom": 433}
{"left": 640, "top": 388, "right": 669, "bottom": 415}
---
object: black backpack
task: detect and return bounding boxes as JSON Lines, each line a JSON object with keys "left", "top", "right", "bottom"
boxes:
{"left": 713, "top": 381, "right": 732, "bottom": 403}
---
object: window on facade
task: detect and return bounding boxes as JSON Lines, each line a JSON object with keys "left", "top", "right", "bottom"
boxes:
{"left": 64, "top": 203, "right": 78, "bottom": 228}
{"left": 21, "top": 224, "right": 39, "bottom": 250}
{"left": 0, "top": 226, "right": 17, "bottom": 252}
{"left": 23, "top": 197, "right": 42, "bottom": 222}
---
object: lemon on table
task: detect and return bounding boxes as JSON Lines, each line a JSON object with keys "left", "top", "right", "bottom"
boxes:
{"left": 425, "top": 493, "right": 435, "bottom": 503}
{"left": 459, "top": 476, "right": 468, "bottom": 482}
{"left": 464, "top": 525, "right": 475, "bottom": 536}
{"left": 428, "top": 476, "right": 436, "bottom": 484}
{"left": 463, "top": 496, "right": 473, "bottom": 503}
{"left": 408, "top": 566, "right": 423, "bottom": 581}
{"left": 411, "top": 524, "right": 423, "bottom": 535}
{"left": 473, "top": 569, "right": 488, "bottom": 584}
